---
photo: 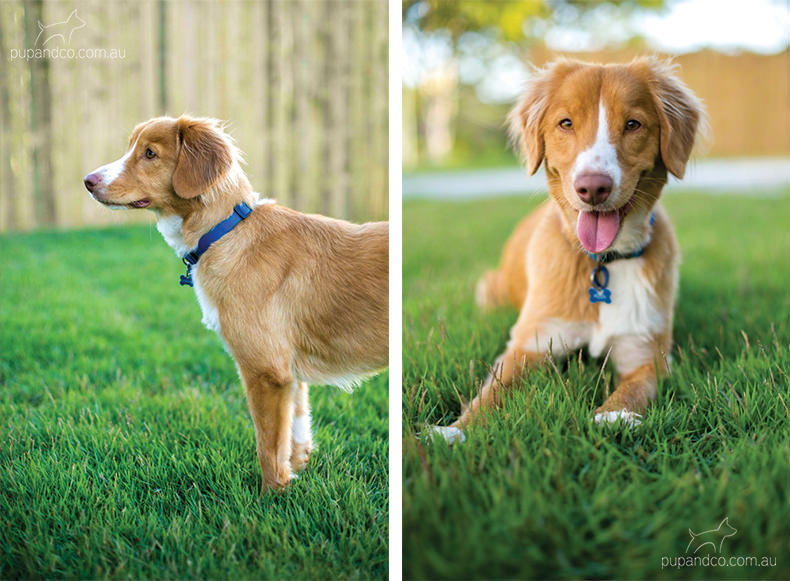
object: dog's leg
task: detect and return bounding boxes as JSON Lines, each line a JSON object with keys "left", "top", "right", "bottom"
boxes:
{"left": 594, "top": 335, "right": 669, "bottom": 426}
{"left": 430, "top": 318, "right": 582, "bottom": 443}
{"left": 452, "top": 346, "right": 546, "bottom": 429}
{"left": 448, "top": 315, "right": 589, "bottom": 433}
{"left": 431, "top": 346, "right": 545, "bottom": 443}
{"left": 290, "top": 381, "right": 313, "bottom": 473}
{"left": 594, "top": 362, "right": 656, "bottom": 423}
{"left": 239, "top": 365, "right": 296, "bottom": 490}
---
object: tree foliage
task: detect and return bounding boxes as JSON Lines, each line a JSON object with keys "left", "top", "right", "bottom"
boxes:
{"left": 403, "top": 0, "right": 666, "bottom": 44}
{"left": 403, "top": 0, "right": 548, "bottom": 42}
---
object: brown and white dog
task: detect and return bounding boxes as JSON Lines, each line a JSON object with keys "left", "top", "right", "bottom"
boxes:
{"left": 84, "top": 116, "right": 388, "bottom": 489}
{"left": 432, "top": 58, "right": 705, "bottom": 443}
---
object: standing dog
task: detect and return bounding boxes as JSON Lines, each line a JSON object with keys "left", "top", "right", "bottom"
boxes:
{"left": 84, "top": 116, "right": 388, "bottom": 489}
{"left": 433, "top": 58, "right": 705, "bottom": 443}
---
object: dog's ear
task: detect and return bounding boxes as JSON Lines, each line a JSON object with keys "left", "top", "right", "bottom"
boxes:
{"left": 172, "top": 116, "right": 233, "bottom": 199}
{"left": 508, "top": 60, "right": 580, "bottom": 176}
{"left": 508, "top": 66, "right": 550, "bottom": 175}
{"left": 642, "top": 58, "right": 707, "bottom": 179}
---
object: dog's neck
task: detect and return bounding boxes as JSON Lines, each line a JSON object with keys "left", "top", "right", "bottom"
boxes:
{"left": 156, "top": 164, "right": 263, "bottom": 255}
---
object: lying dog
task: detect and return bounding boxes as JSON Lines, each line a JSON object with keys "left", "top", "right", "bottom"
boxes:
{"left": 84, "top": 116, "right": 388, "bottom": 489}
{"left": 433, "top": 58, "right": 705, "bottom": 443}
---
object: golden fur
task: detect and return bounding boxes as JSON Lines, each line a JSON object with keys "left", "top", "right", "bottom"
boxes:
{"left": 448, "top": 58, "right": 705, "bottom": 432}
{"left": 85, "top": 115, "right": 388, "bottom": 490}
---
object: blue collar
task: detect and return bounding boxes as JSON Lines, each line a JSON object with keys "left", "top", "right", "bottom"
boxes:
{"left": 179, "top": 202, "right": 252, "bottom": 287}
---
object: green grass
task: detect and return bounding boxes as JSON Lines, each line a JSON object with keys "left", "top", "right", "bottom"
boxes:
{"left": 403, "top": 192, "right": 790, "bottom": 579}
{"left": 0, "top": 224, "right": 387, "bottom": 579}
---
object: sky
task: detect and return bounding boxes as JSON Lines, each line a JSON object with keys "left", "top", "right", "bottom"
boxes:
{"left": 403, "top": 0, "right": 790, "bottom": 102}
{"left": 631, "top": 0, "right": 790, "bottom": 55}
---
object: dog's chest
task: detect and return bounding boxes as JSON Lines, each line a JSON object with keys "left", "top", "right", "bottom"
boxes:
{"left": 191, "top": 266, "right": 222, "bottom": 336}
{"left": 156, "top": 214, "right": 223, "bottom": 337}
{"left": 588, "top": 258, "right": 664, "bottom": 356}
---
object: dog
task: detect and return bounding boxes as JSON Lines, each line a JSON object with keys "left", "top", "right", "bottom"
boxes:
{"left": 432, "top": 58, "right": 705, "bottom": 443}
{"left": 84, "top": 115, "right": 388, "bottom": 489}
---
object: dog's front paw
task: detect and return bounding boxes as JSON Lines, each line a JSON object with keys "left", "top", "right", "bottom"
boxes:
{"left": 425, "top": 425, "right": 466, "bottom": 444}
{"left": 593, "top": 409, "right": 642, "bottom": 427}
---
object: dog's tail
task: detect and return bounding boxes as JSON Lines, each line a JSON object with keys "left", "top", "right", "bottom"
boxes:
{"left": 475, "top": 269, "right": 508, "bottom": 311}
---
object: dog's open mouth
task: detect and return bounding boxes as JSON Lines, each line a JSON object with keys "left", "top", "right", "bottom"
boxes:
{"left": 576, "top": 198, "right": 634, "bottom": 253}
{"left": 92, "top": 193, "right": 152, "bottom": 209}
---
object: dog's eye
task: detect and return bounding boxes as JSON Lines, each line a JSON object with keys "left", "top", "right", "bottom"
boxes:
{"left": 559, "top": 119, "right": 573, "bottom": 130}
{"left": 625, "top": 119, "right": 641, "bottom": 131}
{"left": 145, "top": 148, "right": 157, "bottom": 159}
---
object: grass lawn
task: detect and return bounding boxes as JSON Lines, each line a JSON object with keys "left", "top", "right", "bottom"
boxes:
{"left": 403, "top": 192, "right": 790, "bottom": 580}
{"left": 0, "top": 224, "right": 388, "bottom": 579}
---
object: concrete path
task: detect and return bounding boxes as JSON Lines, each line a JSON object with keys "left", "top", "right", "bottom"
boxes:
{"left": 403, "top": 157, "right": 790, "bottom": 200}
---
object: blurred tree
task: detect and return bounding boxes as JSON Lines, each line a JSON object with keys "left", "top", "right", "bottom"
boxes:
{"left": 403, "top": 0, "right": 549, "bottom": 43}
{"left": 403, "top": 0, "right": 665, "bottom": 44}
{"left": 403, "top": 0, "right": 667, "bottom": 169}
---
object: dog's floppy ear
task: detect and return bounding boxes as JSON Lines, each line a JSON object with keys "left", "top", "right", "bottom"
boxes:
{"left": 508, "top": 60, "right": 580, "bottom": 176}
{"left": 172, "top": 116, "right": 233, "bottom": 199}
{"left": 642, "top": 58, "right": 707, "bottom": 179}
{"left": 508, "top": 66, "right": 551, "bottom": 175}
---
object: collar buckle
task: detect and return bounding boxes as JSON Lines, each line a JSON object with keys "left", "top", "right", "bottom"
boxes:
{"left": 180, "top": 257, "right": 194, "bottom": 287}
{"left": 183, "top": 251, "right": 199, "bottom": 266}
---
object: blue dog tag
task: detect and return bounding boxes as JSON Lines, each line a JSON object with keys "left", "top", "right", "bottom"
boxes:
{"left": 589, "top": 265, "right": 612, "bottom": 304}
{"left": 588, "top": 286, "right": 611, "bottom": 304}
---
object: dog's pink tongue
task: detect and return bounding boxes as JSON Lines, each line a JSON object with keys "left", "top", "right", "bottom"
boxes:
{"left": 577, "top": 210, "right": 620, "bottom": 253}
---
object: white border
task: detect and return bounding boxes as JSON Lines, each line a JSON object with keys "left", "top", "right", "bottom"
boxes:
{"left": 388, "top": 0, "right": 403, "bottom": 578}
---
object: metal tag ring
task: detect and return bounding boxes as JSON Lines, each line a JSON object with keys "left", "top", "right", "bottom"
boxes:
{"left": 590, "top": 265, "right": 610, "bottom": 290}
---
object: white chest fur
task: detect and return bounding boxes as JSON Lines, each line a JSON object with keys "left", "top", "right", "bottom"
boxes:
{"left": 588, "top": 258, "right": 664, "bottom": 357}
{"left": 524, "top": 257, "right": 665, "bottom": 366}
{"left": 156, "top": 214, "right": 223, "bottom": 337}
{"left": 156, "top": 214, "right": 190, "bottom": 256}
{"left": 191, "top": 265, "right": 222, "bottom": 336}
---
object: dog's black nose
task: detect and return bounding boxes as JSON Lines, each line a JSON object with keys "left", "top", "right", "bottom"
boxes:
{"left": 83, "top": 173, "right": 101, "bottom": 192}
{"left": 575, "top": 173, "right": 612, "bottom": 205}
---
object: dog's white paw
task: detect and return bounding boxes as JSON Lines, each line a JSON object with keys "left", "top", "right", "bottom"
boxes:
{"left": 594, "top": 410, "right": 642, "bottom": 427}
{"left": 426, "top": 425, "right": 466, "bottom": 444}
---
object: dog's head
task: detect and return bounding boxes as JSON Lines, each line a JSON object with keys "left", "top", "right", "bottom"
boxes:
{"left": 84, "top": 115, "right": 249, "bottom": 216}
{"left": 509, "top": 57, "right": 706, "bottom": 254}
